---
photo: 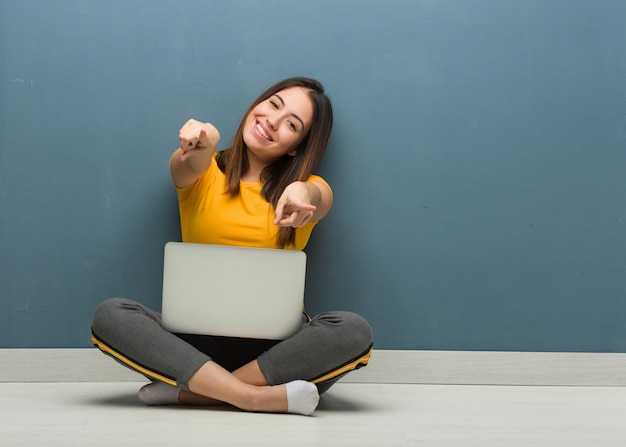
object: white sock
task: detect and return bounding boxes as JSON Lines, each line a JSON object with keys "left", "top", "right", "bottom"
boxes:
{"left": 285, "top": 380, "right": 319, "bottom": 416}
{"left": 138, "top": 381, "right": 180, "bottom": 406}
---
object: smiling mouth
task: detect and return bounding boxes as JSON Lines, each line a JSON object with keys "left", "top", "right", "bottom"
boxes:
{"left": 256, "top": 122, "right": 273, "bottom": 141}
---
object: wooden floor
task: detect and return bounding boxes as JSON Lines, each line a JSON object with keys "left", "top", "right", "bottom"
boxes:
{"left": 2, "top": 381, "right": 625, "bottom": 446}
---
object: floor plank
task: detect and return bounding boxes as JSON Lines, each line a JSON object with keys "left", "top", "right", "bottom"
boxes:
{"left": 1, "top": 382, "right": 625, "bottom": 446}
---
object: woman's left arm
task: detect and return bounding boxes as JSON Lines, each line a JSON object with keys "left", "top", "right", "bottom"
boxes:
{"left": 274, "top": 181, "right": 333, "bottom": 228}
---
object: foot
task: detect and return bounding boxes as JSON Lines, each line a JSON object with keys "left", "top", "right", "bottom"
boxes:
{"left": 285, "top": 380, "right": 319, "bottom": 416}
{"left": 138, "top": 381, "right": 180, "bottom": 406}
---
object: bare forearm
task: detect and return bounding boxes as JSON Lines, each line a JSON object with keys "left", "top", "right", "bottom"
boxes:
{"left": 169, "top": 146, "right": 215, "bottom": 188}
{"left": 307, "top": 181, "right": 332, "bottom": 222}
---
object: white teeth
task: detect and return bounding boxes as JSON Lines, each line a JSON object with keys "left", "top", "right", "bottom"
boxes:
{"left": 256, "top": 123, "right": 271, "bottom": 141}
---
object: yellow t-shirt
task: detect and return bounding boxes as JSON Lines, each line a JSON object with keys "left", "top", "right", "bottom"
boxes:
{"left": 177, "top": 155, "right": 331, "bottom": 250}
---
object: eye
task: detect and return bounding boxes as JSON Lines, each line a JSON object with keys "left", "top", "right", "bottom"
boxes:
{"left": 287, "top": 120, "right": 297, "bottom": 131}
{"left": 269, "top": 100, "right": 279, "bottom": 109}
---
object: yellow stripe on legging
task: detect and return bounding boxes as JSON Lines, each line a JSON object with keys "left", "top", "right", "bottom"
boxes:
{"left": 91, "top": 334, "right": 178, "bottom": 387}
{"left": 93, "top": 332, "right": 371, "bottom": 388}
{"left": 311, "top": 345, "right": 373, "bottom": 385}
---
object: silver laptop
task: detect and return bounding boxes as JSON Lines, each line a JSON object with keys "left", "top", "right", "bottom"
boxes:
{"left": 161, "top": 242, "right": 306, "bottom": 340}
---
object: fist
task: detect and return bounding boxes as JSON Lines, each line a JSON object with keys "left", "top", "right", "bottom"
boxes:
{"left": 179, "top": 119, "right": 220, "bottom": 159}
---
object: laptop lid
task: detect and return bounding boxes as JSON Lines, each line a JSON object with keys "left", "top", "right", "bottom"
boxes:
{"left": 161, "top": 242, "right": 306, "bottom": 340}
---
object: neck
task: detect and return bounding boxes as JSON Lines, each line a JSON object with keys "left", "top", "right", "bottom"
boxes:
{"left": 241, "top": 170, "right": 262, "bottom": 182}
{"left": 242, "top": 151, "right": 266, "bottom": 182}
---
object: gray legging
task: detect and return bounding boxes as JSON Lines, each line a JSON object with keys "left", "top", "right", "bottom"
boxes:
{"left": 91, "top": 298, "right": 373, "bottom": 394}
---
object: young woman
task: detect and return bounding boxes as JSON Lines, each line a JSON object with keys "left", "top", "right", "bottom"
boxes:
{"left": 91, "top": 77, "right": 373, "bottom": 416}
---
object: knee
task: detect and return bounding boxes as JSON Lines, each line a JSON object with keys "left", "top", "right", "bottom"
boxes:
{"left": 343, "top": 311, "right": 374, "bottom": 350}
{"left": 91, "top": 297, "right": 134, "bottom": 337}
{"left": 316, "top": 311, "right": 373, "bottom": 353}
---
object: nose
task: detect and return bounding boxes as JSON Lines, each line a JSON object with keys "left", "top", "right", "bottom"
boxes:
{"left": 266, "top": 115, "right": 278, "bottom": 130}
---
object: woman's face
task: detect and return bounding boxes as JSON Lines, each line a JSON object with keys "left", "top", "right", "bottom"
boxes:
{"left": 243, "top": 86, "right": 314, "bottom": 164}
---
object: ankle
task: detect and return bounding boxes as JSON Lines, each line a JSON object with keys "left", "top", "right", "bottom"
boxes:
{"left": 241, "top": 385, "right": 287, "bottom": 414}
{"left": 178, "top": 390, "right": 224, "bottom": 406}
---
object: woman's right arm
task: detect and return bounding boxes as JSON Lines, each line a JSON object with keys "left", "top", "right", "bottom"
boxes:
{"left": 169, "top": 119, "right": 221, "bottom": 189}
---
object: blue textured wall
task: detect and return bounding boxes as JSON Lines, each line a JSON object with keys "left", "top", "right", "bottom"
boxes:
{"left": 1, "top": 0, "right": 625, "bottom": 350}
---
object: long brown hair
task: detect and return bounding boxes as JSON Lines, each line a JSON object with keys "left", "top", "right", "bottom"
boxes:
{"left": 216, "top": 77, "right": 333, "bottom": 248}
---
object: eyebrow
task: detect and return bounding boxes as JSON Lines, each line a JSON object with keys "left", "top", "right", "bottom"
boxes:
{"left": 274, "top": 94, "right": 305, "bottom": 130}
